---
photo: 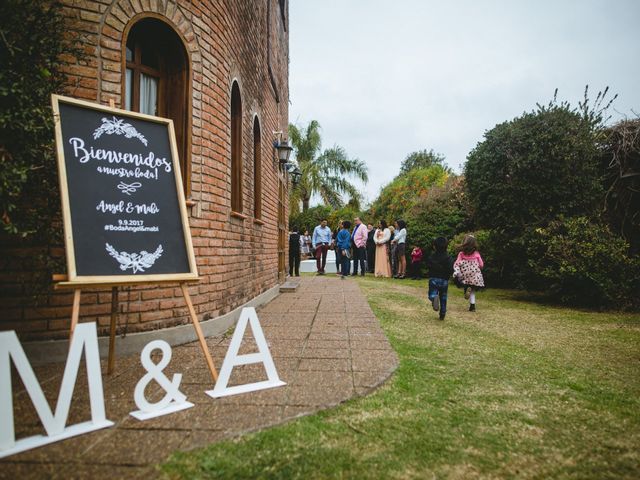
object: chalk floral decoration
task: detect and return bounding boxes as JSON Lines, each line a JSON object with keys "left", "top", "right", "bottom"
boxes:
{"left": 93, "top": 117, "right": 148, "bottom": 146}
{"left": 105, "top": 243, "right": 163, "bottom": 273}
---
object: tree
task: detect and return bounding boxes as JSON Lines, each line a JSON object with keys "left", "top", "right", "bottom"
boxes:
{"left": 369, "top": 165, "right": 449, "bottom": 223}
{"left": 399, "top": 149, "right": 449, "bottom": 176}
{"left": 0, "top": 0, "right": 81, "bottom": 237}
{"left": 464, "top": 98, "right": 605, "bottom": 235}
{"left": 407, "top": 176, "right": 473, "bottom": 252}
{"left": 288, "top": 121, "right": 368, "bottom": 211}
{"left": 465, "top": 88, "right": 632, "bottom": 292}
{"left": 600, "top": 118, "right": 640, "bottom": 254}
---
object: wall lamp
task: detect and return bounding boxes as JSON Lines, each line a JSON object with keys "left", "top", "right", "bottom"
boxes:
{"left": 286, "top": 162, "right": 302, "bottom": 184}
{"left": 273, "top": 131, "right": 293, "bottom": 166}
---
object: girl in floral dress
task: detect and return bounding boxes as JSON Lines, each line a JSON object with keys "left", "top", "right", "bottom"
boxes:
{"left": 453, "top": 234, "right": 485, "bottom": 312}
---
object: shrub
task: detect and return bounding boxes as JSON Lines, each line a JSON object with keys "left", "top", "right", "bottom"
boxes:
{"left": 526, "top": 216, "right": 640, "bottom": 309}
{"left": 0, "top": 0, "right": 81, "bottom": 238}
{"left": 465, "top": 99, "right": 604, "bottom": 237}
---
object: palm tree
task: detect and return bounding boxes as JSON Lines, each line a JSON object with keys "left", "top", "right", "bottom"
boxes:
{"left": 288, "top": 121, "right": 368, "bottom": 212}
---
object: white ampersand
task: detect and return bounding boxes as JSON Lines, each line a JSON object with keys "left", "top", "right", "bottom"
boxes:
{"left": 134, "top": 340, "right": 186, "bottom": 413}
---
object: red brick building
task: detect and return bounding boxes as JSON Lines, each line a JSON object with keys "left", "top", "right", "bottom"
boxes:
{"left": 0, "top": 0, "right": 291, "bottom": 354}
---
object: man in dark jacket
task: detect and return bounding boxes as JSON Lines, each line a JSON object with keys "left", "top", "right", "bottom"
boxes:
{"left": 366, "top": 223, "right": 376, "bottom": 273}
{"left": 425, "top": 237, "right": 454, "bottom": 320}
{"left": 289, "top": 225, "right": 301, "bottom": 277}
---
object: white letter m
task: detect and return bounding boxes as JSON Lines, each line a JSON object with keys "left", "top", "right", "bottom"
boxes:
{"left": 0, "top": 322, "right": 113, "bottom": 458}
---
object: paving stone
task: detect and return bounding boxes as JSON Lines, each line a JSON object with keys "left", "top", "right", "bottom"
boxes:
{"left": 297, "top": 358, "right": 351, "bottom": 371}
{"left": 180, "top": 367, "right": 219, "bottom": 385}
{"left": 178, "top": 430, "right": 228, "bottom": 453}
{"left": 353, "top": 371, "right": 392, "bottom": 388}
{"left": 82, "top": 429, "right": 186, "bottom": 466}
{"left": 286, "top": 384, "right": 354, "bottom": 407}
{"left": 304, "top": 340, "right": 350, "bottom": 350}
{"left": 349, "top": 340, "right": 393, "bottom": 350}
{"left": 302, "top": 348, "right": 351, "bottom": 359}
{"left": 282, "top": 405, "right": 316, "bottom": 420}
{"left": 261, "top": 326, "right": 310, "bottom": 340}
{"left": 0, "top": 462, "right": 152, "bottom": 480}
{"left": 307, "top": 331, "right": 350, "bottom": 341}
{"left": 292, "top": 370, "right": 353, "bottom": 387}
{"left": 206, "top": 405, "right": 284, "bottom": 432}
{"left": 4, "top": 428, "right": 111, "bottom": 464}
{"left": 351, "top": 352, "right": 399, "bottom": 372}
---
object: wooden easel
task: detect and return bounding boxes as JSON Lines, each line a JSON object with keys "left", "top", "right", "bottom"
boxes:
{"left": 55, "top": 277, "right": 218, "bottom": 382}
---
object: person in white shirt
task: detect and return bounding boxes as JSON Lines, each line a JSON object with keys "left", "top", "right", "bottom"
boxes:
{"left": 350, "top": 217, "right": 368, "bottom": 276}
{"left": 300, "top": 229, "right": 311, "bottom": 258}
{"left": 312, "top": 219, "right": 332, "bottom": 274}
{"left": 392, "top": 219, "right": 407, "bottom": 279}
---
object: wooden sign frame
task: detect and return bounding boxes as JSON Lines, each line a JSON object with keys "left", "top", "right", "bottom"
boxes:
{"left": 51, "top": 94, "right": 198, "bottom": 287}
{"left": 50, "top": 95, "right": 217, "bottom": 383}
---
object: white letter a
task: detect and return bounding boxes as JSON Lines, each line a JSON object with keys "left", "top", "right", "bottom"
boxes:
{"left": 206, "top": 308, "right": 286, "bottom": 398}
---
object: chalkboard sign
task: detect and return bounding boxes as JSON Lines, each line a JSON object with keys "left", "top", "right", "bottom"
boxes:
{"left": 52, "top": 95, "right": 198, "bottom": 286}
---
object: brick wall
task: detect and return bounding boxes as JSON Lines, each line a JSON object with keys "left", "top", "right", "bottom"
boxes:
{"left": 0, "top": 0, "right": 290, "bottom": 340}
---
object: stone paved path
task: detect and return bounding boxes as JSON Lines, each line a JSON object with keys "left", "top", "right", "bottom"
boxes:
{"left": 1, "top": 276, "right": 398, "bottom": 479}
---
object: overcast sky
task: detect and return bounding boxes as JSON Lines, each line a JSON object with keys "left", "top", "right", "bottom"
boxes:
{"left": 288, "top": 0, "right": 640, "bottom": 206}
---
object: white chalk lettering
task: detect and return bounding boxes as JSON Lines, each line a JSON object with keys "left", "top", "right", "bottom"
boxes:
{"left": 96, "top": 201, "right": 159, "bottom": 215}
{"left": 68, "top": 137, "right": 172, "bottom": 172}
{"left": 96, "top": 200, "right": 125, "bottom": 214}
{"left": 96, "top": 166, "right": 158, "bottom": 180}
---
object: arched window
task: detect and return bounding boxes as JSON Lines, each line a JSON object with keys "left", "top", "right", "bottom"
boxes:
{"left": 123, "top": 18, "right": 191, "bottom": 194}
{"left": 253, "top": 117, "right": 262, "bottom": 219}
{"left": 230, "top": 82, "right": 243, "bottom": 213}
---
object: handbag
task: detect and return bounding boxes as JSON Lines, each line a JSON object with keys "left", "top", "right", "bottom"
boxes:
{"left": 342, "top": 249, "right": 352, "bottom": 259}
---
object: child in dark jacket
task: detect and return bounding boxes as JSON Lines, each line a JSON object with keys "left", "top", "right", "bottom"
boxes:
{"left": 426, "top": 237, "right": 454, "bottom": 320}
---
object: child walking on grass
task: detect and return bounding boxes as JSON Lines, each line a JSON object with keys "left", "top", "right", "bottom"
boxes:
{"left": 453, "top": 234, "right": 485, "bottom": 312}
{"left": 426, "top": 237, "right": 454, "bottom": 321}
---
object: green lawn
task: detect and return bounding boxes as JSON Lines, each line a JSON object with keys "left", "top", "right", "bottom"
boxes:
{"left": 161, "top": 277, "right": 640, "bottom": 479}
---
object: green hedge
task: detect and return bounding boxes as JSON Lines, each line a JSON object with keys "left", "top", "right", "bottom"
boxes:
{"left": 526, "top": 216, "right": 640, "bottom": 309}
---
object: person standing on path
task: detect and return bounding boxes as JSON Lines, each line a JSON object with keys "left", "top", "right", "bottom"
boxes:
{"left": 351, "top": 217, "right": 368, "bottom": 276}
{"left": 426, "top": 237, "right": 454, "bottom": 321}
{"left": 366, "top": 223, "right": 376, "bottom": 273}
{"left": 312, "top": 219, "right": 332, "bottom": 275}
{"left": 336, "top": 220, "right": 352, "bottom": 279}
{"left": 332, "top": 221, "right": 343, "bottom": 275}
{"left": 288, "top": 225, "right": 301, "bottom": 277}
{"left": 374, "top": 220, "right": 392, "bottom": 278}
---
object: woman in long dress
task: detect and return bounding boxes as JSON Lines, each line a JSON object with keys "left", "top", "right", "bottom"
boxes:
{"left": 374, "top": 220, "right": 392, "bottom": 278}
